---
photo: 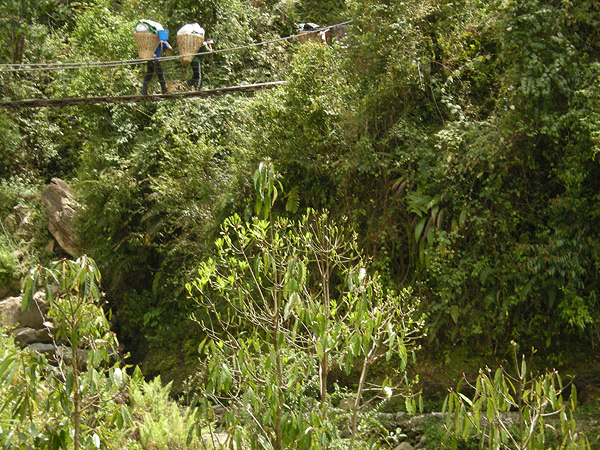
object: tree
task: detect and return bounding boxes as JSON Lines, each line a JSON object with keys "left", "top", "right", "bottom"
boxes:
{"left": 443, "top": 343, "right": 591, "bottom": 449}
{"left": 0, "top": 255, "right": 129, "bottom": 450}
{"left": 187, "top": 162, "right": 423, "bottom": 449}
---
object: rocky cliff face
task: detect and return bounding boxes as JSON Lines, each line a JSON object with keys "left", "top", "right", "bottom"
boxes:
{"left": 40, "top": 178, "right": 81, "bottom": 257}
{"left": 0, "top": 178, "right": 83, "bottom": 361}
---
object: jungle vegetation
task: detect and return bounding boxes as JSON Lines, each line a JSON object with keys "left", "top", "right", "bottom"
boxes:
{"left": 0, "top": 0, "right": 599, "bottom": 447}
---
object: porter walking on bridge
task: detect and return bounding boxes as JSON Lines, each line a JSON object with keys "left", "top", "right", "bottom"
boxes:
{"left": 134, "top": 19, "right": 173, "bottom": 95}
{"left": 177, "top": 22, "right": 213, "bottom": 91}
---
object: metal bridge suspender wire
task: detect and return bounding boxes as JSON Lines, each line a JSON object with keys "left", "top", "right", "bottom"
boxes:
{"left": 0, "top": 21, "right": 351, "bottom": 73}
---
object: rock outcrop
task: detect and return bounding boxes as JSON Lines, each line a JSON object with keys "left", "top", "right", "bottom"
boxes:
{"left": 0, "top": 290, "right": 96, "bottom": 368}
{"left": 0, "top": 291, "right": 49, "bottom": 330}
{"left": 0, "top": 291, "right": 56, "bottom": 354}
{"left": 40, "top": 178, "right": 80, "bottom": 257}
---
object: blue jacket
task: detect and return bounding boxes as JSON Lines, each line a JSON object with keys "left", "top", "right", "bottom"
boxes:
{"left": 154, "top": 41, "right": 172, "bottom": 58}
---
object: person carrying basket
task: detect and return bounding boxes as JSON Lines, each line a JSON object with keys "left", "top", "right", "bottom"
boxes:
{"left": 188, "top": 37, "right": 213, "bottom": 91}
{"left": 177, "top": 22, "right": 213, "bottom": 91}
{"left": 134, "top": 20, "right": 173, "bottom": 95}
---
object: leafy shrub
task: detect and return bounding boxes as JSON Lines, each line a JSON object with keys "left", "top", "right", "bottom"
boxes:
{"left": 443, "top": 343, "right": 591, "bottom": 449}
{"left": 0, "top": 246, "right": 18, "bottom": 288}
{"left": 0, "top": 179, "right": 47, "bottom": 270}
{"left": 187, "top": 163, "right": 424, "bottom": 450}
{"left": 126, "top": 368, "right": 204, "bottom": 450}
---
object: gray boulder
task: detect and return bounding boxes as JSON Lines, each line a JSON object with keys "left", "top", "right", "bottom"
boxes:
{"left": 41, "top": 178, "right": 81, "bottom": 257}
{"left": 0, "top": 291, "right": 49, "bottom": 330}
{"left": 27, "top": 343, "right": 56, "bottom": 357}
{"left": 12, "top": 326, "right": 54, "bottom": 347}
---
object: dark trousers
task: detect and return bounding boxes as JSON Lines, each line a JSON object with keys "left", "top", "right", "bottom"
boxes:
{"left": 187, "top": 58, "right": 203, "bottom": 90}
{"left": 142, "top": 60, "right": 168, "bottom": 94}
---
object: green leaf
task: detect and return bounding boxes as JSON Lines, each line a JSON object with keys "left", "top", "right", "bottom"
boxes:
{"left": 70, "top": 328, "right": 80, "bottom": 348}
{"left": 458, "top": 392, "right": 473, "bottom": 407}
{"left": 386, "top": 332, "right": 396, "bottom": 361}
{"left": 450, "top": 305, "right": 460, "bottom": 324}
{"left": 414, "top": 216, "right": 427, "bottom": 243}
{"left": 459, "top": 209, "right": 467, "bottom": 228}
{"left": 65, "top": 372, "right": 74, "bottom": 395}
{"left": 569, "top": 384, "right": 577, "bottom": 409}
{"left": 285, "top": 186, "right": 300, "bottom": 213}
{"left": 0, "top": 354, "right": 17, "bottom": 386}
{"left": 398, "top": 344, "right": 407, "bottom": 371}
{"left": 21, "top": 270, "right": 39, "bottom": 312}
{"left": 220, "top": 365, "right": 232, "bottom": 391}
{"left": 283, "top": 292, "right": 299, "bottom": 320}
{"left": 486, "top": 401, "right": 494, "bottom": 421}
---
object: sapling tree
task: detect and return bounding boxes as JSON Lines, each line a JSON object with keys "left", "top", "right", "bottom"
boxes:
{"left": 299, "top": 211, "right": 358, "bottom": 419}
{"left": 188, "top": 197, "right": 324, "bottom": 448}
{"left": 0, "top": 255, "right": 130, "bottom": 450}
{"left": 443, "top": 342, "right": 591, "bottom": 450}
{"left": 340, "top": 280, "right": 423, "bottom": 450}
{"left": 187, "top": 161, "right": 424, "bottom": 449}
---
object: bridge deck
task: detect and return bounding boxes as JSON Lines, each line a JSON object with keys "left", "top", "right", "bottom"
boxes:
{"left": 0, "top": 81, "right": 285, "bottom": 109}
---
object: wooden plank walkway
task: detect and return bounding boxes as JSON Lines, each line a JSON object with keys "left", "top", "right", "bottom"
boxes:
{"left": 0, "top": 81, "right": 285, "bottom": 109}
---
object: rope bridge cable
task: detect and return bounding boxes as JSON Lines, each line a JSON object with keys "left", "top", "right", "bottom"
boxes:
{"left": 0, "top": 21, "right": 351, "bottom": 74}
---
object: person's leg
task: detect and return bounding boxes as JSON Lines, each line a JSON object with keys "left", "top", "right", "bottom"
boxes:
{"left": 155, "top": 61, "right": 168, "bottom": 94}
{"left": 196, "top": 61, "right": 203, "bottom": 90}
{"left": 142, "top": 61, "right": 155, "bottom": 95}
{"left": 188, "top": 59, "right": 200, "bottom": 89}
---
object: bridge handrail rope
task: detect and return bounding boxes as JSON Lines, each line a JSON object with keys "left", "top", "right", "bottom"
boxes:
{"left": 0, "top": 21, "right": 350, "bottom": 73}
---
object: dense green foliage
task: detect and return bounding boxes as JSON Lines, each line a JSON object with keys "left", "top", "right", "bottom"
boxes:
{"left": 0, "top": 320, "right": 228, "bottom": 449}
{"left": 1, "top": 0, "right": 600, "bottom": 409}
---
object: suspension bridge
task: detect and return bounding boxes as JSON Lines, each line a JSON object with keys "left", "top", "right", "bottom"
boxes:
{"left": 0, "top": 22, "right": 348, "bottom": 109}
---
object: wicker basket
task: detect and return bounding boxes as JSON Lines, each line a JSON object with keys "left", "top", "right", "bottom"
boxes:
{"left": 298, "top": 30, "right": 318, "bottom": 44}
{"left": 177, "top": 34, "right": 204, "bottom": 64}
{"left": 134, "top": 32, "right": 159, "bottom": 59}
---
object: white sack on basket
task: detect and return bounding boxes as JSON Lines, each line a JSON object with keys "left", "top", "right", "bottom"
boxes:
{"left": 177, "top": 23, "right": 204, "bottom": 37}
{"left": 135, "top": 19, "right": 164, "bottom": 34}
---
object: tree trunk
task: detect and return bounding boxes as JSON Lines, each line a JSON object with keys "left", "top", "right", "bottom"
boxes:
{"left": 72, "top": 352, "right": 81, "bottom": 450}
{"left": 273, "top": 292, "right": 283, "bottom": 450}
{"left": 348, "top": 347, "right": 374, "bottom": 450}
